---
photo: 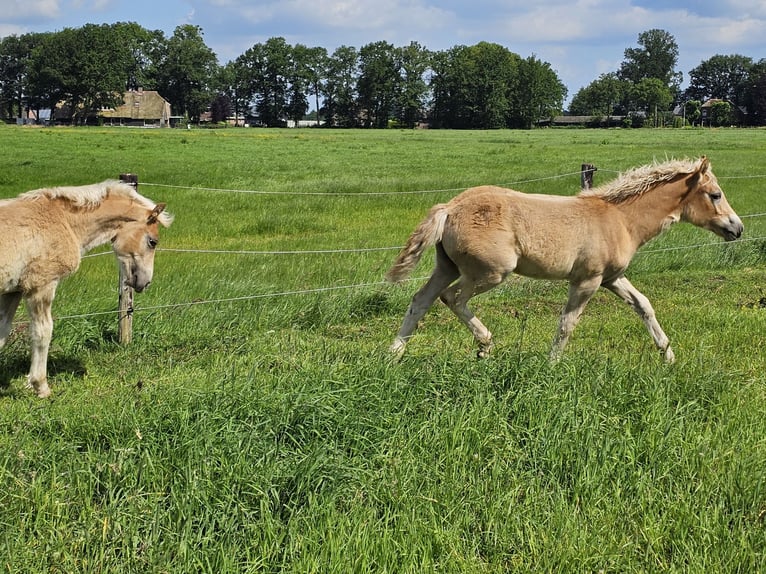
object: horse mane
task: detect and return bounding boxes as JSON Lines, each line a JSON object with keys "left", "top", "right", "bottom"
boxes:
{"left": 21, "top": 180, "right": 173, "bottom": 225}
{"left": 580, "top": 157, "right": 703, "bottom": 204}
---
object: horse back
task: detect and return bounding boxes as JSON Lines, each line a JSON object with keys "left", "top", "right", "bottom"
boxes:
{"left": 441, "top": 186, "right": 634, "bottom": 281}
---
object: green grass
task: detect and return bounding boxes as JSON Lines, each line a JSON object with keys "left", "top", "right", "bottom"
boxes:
{"left": 1, "top": 125, "right": 766, "bottom": 572}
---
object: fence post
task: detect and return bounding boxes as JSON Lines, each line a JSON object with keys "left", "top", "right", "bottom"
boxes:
{"left": 117, "top": 173, "right": 138, "bottom": 345}
{"left": 581, "top": 163, "right": 597, "bottom": 190}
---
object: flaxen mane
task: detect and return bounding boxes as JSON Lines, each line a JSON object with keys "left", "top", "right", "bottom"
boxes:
{"left": 20, "top": 180, "right": 173, "bottom": 225}
{"left": 580, "top": 158, "right": 702, "bottom": 204}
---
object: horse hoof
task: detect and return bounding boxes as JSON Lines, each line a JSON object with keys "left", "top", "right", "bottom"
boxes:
{"left": 388, "top": 340, "right": 406, "bottom": 362}
{"left": 477, "top": 342, "right": 494, "bottom": 359}
{"left": 29, "top": 380, "right": 51, "bottom": 398}
{"left": 663, "top": 346, "right": 676, "bottom": 364}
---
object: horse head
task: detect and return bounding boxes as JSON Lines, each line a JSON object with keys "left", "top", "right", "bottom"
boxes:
{"left": 112, "top": 203, "right": 171, "bottom": 292}
{"left": 681, "top": 156, "right": 743, "bottom": 242}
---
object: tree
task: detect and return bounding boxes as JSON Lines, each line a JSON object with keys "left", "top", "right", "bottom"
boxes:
{"left": 685, "top": 54, "right": 753, "bottom": 107}
{"left": 155, "top": 24, "right": 218, "bottom": 121}
{"left": 394, "top": 41, "right": 431, "bottom": 128}
{"left": 321, "top": 45, "right": 358, "bottom": 127}
{"left": 233, "top": 43, "right": 265, "bottom": 122}
{"left": 0, "top": 33, "right": 42, "bottom": 119}
{"left": 430, "top": 42, "right": 521, "bottom": 129}
{"left": 743, "top": 59, "right": 766, "bottom": 126}
{"left": 215, "top": 61, "right": 250, "bottom": 124}
{"left": 26, "top": 25, "right": 136, "bottom": 124}
{"left": 357, "top": 41, "right": 399, "bottom": 128}
{"left": 569, "top": 73, "right": 627, "bottom": 117}
{"left": 209, "top": 93, "right": 231, "bottom": 123}
{"left": 512, "top": 55, "right": 567, "bottom": 128}
{"left": 292, "top": 44, "right": 327, "bottom": 124}
{"left": 110, "top": 22, "right": 166, "bottom": 92}
{"left": 618, "top": 29, "right": 682, "bottom": 92}
{"left": 627, "top": 78, "right": 673, "bottom": 126}
{"left": 709, "top": 100, "right": 733, "bottom": 126}
{"left": 256, "top": 37, "right": 292, "bottom": 127}
{"left": 681, "top": 100, "right": 701, "bottom": 126}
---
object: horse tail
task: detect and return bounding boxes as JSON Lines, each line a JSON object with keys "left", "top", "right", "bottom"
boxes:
{"left": 386, "top": 203, "right": 449, "bottom": 283}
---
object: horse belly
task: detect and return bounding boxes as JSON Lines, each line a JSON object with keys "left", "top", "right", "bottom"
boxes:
{"left": 0, "top": 250, "right": 26, "bottom": 293}
{"left": 513, "top": 256, "right": 574, "bottom": 280}
{"left": 0, "top": 246, "right": 77, "bottom": 294}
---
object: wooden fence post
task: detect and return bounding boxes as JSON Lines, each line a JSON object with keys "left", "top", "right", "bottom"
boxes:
{"left": 581, "top": 163, "right": 597, "bottom": 190}
{"left": 117, "top": 173, "right": 138, "bottom": 345}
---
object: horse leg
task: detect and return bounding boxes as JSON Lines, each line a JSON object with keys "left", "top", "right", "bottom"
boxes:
{"left": 550, "top": 277, "right": 601, "bottom": 362}
{"left": 390, "top": 245, "right": 459, "bottom": 359}
{"left": 439, "top": 273, "right": 503, "bottom": 358}
{"left": 602, "top": 275, "right": 674, "bottom": 363}
{"left": 0, "top": 292, "right": 23, "bottom": 349}
{"left": 24, "top": 284, "right": 57, "bottom": 398}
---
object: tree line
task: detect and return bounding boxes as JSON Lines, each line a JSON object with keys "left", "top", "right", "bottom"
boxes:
{"left": 569, "top": 29, "right": 766, "bottom": 127}
{"left": 0, "top": 23, "right": 763, "bottom": 128}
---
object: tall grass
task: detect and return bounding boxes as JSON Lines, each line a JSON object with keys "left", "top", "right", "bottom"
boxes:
{"left": 1, "top": 125, "right": 765, "bottom": 572}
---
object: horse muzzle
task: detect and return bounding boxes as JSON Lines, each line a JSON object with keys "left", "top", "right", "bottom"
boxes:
{"left": 719, "top": 216, "right": 744, "bottom": 242}
{"left": 121, "top": 260, "right": 153, "bottom": 292}
{"left": 131, "top": 278, "right": 151, "bottom": 293}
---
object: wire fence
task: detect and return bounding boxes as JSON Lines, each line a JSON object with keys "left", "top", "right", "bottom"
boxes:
{"left": 34, "top": 167, "right": 766, "bottom": 323}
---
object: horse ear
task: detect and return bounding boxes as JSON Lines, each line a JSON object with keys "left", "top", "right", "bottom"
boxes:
{"left": 147, "top": 203, "right": 166, "bottom": 225}
{"left": 698, "top": 156, "right": 710, "bottom": 173}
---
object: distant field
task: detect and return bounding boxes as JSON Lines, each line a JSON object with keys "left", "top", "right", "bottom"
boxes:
{"left": 1, "top": 125, "right": 765, "bottom": 572}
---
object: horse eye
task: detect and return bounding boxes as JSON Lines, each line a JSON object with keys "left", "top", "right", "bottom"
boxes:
{"left": 147, "top": 237, "right": 158, "bottom": 249}
{"left": 709, "top": 192, "right": 722, "bottom": 202}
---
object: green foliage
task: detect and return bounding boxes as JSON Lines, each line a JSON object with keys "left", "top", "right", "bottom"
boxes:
{"left": 685, "top": 54, "right": 754, "bottom": 106}
{"left": 618, "top": 28, "right": 682, "bottom": 91}
{"left": 710, "top": 100, "right": 734, "bottom": 126}
{"left": 0, "top": 128, "right": 765, "bottom": 571}
{"left": 155, "top": 25, "right": 218, "bottom": 121}
{"left": 569, "top": 73, "right": 626, "bottom": 117}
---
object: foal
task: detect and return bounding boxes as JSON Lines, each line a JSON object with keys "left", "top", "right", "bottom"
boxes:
{"left": 0, "top": 180, "right": 172, "bottom": 397}
{"left": 387, "top": 157, "right": 743, "bottom": 362}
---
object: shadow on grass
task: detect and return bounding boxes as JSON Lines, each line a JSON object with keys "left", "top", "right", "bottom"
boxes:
{"left": 0, "top": 352, "right": 86, "bottom": 395}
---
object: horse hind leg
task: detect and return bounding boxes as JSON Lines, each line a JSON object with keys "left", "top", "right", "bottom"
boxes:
{"left": 390, "top": 244, "right": 459, "bottom": 359}
{"left": 24, "top": 284, "right": 57, "bottom": 398}
{"left": 440, "top": 272, "right": 505, "bottom": 358}
{"left": 0, "top": 292, "right": 23, "bottom": 349}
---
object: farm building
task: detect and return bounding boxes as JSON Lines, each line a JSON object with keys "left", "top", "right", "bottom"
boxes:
{"left": 100, "top": 89, "right": 173, "bottom": 127}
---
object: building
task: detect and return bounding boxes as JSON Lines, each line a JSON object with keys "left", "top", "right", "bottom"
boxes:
{"left": 99, "top": 89, "right": 173, "bottom": 127}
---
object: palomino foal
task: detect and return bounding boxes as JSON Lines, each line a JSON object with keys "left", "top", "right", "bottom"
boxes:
{"left": 387, "top": 157, "right": 742, "bottom": 363}
{"left": 0, "top": 181, "right": 172, "bottom": 397}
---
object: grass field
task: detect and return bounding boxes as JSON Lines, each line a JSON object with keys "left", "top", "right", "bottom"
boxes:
{"left": 1, "top": 125, "right": 765, "bottom": 572}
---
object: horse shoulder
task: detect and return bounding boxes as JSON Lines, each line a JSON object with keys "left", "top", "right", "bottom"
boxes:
{"left": 1, "top": 200, "right": 82, "bottom": 292}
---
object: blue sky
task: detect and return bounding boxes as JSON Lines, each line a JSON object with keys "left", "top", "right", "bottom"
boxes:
{"left": 2, "top": 0, "right": 764, "bottom": 105}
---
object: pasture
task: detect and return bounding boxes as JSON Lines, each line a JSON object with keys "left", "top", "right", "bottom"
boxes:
{"left": 1, "top": 125, "right": 765, "bottom": 572}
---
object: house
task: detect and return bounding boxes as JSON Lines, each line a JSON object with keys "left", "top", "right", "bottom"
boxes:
{"left": 100, "top": 89, "right": 173, "bottom": 127}
{"left": 699, "top": 98, "right": 747, "bottom": 126}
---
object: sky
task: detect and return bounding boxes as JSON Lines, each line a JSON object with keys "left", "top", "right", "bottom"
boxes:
{"left": 2, "top": 0, "right": 765, "bottom": 106}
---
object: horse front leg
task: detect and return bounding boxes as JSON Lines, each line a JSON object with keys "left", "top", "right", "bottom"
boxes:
{"left": 550, "top": 278, "right": 600, "bottom": 362}
{"left": 603, "top": 275, "right": 674, "bottom": 363}
{"left": 24, "top": 284, "right": 57, "bottom": 398}
{"left": 0, "top": 292, "right": 23, "bottom": 349}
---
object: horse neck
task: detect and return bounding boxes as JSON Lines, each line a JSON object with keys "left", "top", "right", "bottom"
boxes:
{"left": 62, "top": 195, "right": 143, "bottom": 254}
{"left": 612, "top": 178, "right": 687, "bottom": 247}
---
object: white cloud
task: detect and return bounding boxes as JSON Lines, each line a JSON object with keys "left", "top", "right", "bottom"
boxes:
{"left": 0, "top": 23, "right": 27, "bottom": 36}
{"left": 3, "top": 0, "right": 60, "bottom": 20}
{"left": 727, "top": 0, "right": 766, "bottom": 17}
